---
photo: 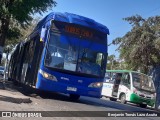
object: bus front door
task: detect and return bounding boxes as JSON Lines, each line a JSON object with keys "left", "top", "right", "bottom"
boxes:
{"left": 112, "top": 73, "right": 122, "bottom": 97}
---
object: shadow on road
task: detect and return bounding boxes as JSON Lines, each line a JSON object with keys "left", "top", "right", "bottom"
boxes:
{"left": 0, "top": 81, "right": 32, "bottom": 104}
{"left": 0, "top": 81, "right": 5, "bottom": 90}
{"left": 3, "top": 81, "right": 74, "bottom": 102}
{"left": 0, "top": 95, "right": 32, "bottom": 104}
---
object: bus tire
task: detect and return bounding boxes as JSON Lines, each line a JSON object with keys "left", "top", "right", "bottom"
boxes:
{"left": 119, "top": 93, "right": 126, "bottom": 104}
{"left": 69, "top": 94, "right": 80, "bottom": 101}
{"left": 139, "top": 103, "right": 147, "bottom": 108}
{"left": 109, "top": 97, "right": 117, "bottom": 101}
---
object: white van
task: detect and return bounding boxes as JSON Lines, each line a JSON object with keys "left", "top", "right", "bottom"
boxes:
{"left": 101, "top": 70, "right": 156, "bottom": 108}
{"left": 0, "top": 66, "right": 4, "bottom": 80}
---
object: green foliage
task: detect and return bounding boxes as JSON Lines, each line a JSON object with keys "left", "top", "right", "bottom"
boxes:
{"left": 113, "top": 15, "right": 160, "bottom": 74}
{"left": 0, "top": 0, "right": 56, "bottom": 25}
{"left": 0, "top": 0, "right": 57, "bottom": 48}
{"left": 4, "top": 17, "right": 40, "bottom": 53}
{"left": 107, "top": 55, "right": 123, "bottom": 70}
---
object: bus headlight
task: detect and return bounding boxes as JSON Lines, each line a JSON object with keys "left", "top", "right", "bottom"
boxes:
{"left": 88, "top": 82, "right": 103, "bottom": 88}
{"left": 39, "top": 69, "right": 57, "bottom": 81}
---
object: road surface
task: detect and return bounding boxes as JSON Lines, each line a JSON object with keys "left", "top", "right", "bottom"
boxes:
{"left": 0, "top": 81, "right": 159, "bottom": 120}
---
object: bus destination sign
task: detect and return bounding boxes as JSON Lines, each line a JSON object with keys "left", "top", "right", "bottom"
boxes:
{"left": 65, "top": 25, "right": 93, "bottom": 38}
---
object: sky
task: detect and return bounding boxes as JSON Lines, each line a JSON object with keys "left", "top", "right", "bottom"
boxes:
{"left": 41, "top": 0, "right": 160, "bottom": 57}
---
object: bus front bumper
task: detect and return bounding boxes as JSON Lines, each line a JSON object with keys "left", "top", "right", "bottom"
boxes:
{"left": 36, "top": 76, "right": 102, "bottom": 98}
{"left": 130, "top": 93, "right": 155, "bottom": 107}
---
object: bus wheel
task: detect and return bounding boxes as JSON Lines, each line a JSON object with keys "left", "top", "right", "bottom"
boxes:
{"left": 69, "top": 94, "right": 80, "bottom": 101}
{"left": 139, "top": 104, "right": 147, "bottom": 108}
{"left": 119, "top": 93, "right": 126, "bottom": 104}
{"left": 109, "top": 97, "right": 117, "bottom": 101}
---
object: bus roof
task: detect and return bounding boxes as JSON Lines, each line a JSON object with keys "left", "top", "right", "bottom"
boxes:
{"left": 34, "top": 12, "right": 109, "bottom": 34}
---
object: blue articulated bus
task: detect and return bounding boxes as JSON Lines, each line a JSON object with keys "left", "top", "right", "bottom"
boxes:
{"left": 8, "top": 12, "right": 109, "bottom": 100}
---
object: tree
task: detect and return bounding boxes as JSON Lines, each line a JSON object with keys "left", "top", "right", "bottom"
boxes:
{"left": 107, "top": 55, "right": 115, "bottom": 70}
{"left": 4, "top": 17, "right": 40, "bottom": 53}
{"left": 0, "top": 0, "right": 57, "bottom": 61}
{"left": 113, "top": 15, "right": 160, "bottom": 74}
{"left": 107, "top": 55, "right": 122, "bottom": 70}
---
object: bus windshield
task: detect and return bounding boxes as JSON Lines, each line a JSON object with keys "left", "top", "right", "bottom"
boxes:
{"left": 44, "top": 32, "right": 106, "bottom": 77}
{"left": 132, "top": 73, "right": 155, "bottom": 92}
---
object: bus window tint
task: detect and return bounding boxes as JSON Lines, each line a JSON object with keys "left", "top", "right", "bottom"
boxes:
{"left": 45, "top": 32, "right": 78, "bottom": 70}
{"left": 114, "top": 73, "right": 122, "bottom": 85}
{"left": 121, "top": 73, "right": 130, "bottom": 89}
{"left": 132, "top": 73, "right": 141, "bottom": 88}
{"left": 132, "top": 73, "right": 155, "bottom": 92}
{"left": 78, "top": 49, "right": 102, "bottom": 76}
{"left": 108, "top": 73, "right": 121, "bottom": 83}
{"left": 45, "top": 31, "right": 106, "bottom": 77}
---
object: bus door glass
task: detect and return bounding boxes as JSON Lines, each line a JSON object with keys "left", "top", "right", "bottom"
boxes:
{"left": 112, "top": 73, "right": 122, "bottom": 97}
{"left": 101, "top": 72, "right": 114, "bottom": 97}
{"left": 120, "top": 73, "right": 131, "bottom": 90}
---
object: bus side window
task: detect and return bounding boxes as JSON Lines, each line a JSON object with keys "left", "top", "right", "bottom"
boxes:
{"left": 121, "top": 73, "right": 130, "bottom": 89}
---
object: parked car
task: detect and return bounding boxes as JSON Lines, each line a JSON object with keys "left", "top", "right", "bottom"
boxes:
{"left": 0, "top": 66, "right": 4, "bottom": 79}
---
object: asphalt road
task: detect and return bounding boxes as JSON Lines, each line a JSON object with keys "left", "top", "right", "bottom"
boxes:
{"left": 0, "top": 81, "right": 159, "bottom": 120}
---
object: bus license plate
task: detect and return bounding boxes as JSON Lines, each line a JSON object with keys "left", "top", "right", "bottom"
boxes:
{"left": 67, "top": 87, "right": 77, "bottom": 92}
